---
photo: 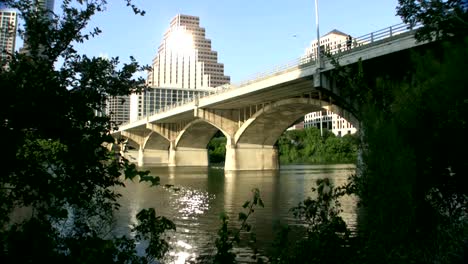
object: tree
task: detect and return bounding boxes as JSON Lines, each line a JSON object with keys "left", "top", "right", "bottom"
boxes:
{"left": 397, "top": 0, "right": 468, "bottom": 41}
{"left": 326, "top": 10, "right": 468, "bottom": 263}
{"left": 208, "top": 135, "right": 227, "bottom": 164}
{"left": 354, "top": 41, "right": 468, "bottom": 263}
{"left": 276, "top": 127, "right": 358, "bottom": 164}
{"left": 0, "top": 1, "right": 174, "bottom": 263}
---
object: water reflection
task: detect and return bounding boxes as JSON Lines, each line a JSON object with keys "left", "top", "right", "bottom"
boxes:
{"left": 115, "top": 164, "right": 356, "bottom": 263}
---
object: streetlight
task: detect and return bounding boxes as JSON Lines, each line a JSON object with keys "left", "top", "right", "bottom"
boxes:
{"left": 315, "top": 0, "right": 321, "bottom": 68}
{"left": 315, "top": 0, "right": 323, "bottom": 137}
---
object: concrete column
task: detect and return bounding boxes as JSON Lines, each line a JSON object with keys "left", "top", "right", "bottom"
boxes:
{"left": 169, "top": 141, "right": 208, "bottom": 167}
{"left": 173, "top": 147, "right": 208, "bottom": 167}
{"left": 225, "top": 143, "right": 279, "bottom": 171}
{"left": 168, "top": 141, "right": 176, "bottom": 167}
{"left": 224, "top": 143, "right": 237, "bottom": 171}
{"left": 137, "top": 145, "right": 144, "bottom": 167}
{"left": 143, "top": 149, "right": 169, "bottom": 166}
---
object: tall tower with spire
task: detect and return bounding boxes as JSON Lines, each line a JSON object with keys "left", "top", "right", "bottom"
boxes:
{"left": 147, "top": 14, "right": 230, "bottom": 89}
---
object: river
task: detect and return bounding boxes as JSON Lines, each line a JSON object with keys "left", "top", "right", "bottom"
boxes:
{"left": 114, "top": 164, "right": 357, "bottom": 263}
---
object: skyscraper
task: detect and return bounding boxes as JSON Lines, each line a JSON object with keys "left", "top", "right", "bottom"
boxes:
{"left": 301, "top": 29, "right": 357, "bottom": 136}
{"left": 108, "top": 14, "right": 228, "bottom": 124}
{"left": 147, "top": 14, "right": 230, "bottom": 89}
{"left": 38, "top": 0, "right": 55, "bottom": 14}
{"left": 19, "top": 0, "right": 55, "bottom": 54}
{"left": 0, "top": 4, "right": 17, "bottom": 66}
{"left": 304, "top": 29, "right": 348, "bottom": 60}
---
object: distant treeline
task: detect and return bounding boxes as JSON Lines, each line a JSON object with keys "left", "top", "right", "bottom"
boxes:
{"left": 207, "top": 127, "right": 358, "bottom": 164}
{"left": 208, "top": 133, "right": 227, "bottom": 164}
{"left": 278, "top": 127, "right": 358, "bottom": 164}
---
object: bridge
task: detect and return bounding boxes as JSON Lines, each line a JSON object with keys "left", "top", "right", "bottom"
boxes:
{"left": 113, "top": 23, "right": 426, "bottom": 171}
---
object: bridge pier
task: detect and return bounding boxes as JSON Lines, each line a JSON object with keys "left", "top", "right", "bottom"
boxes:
{"left": 169, "top": 141, "right": 208, "bottom": 167}
{"left": 225, "top": 144, "right": 279, "bottom": 171}
{"left": 143, "top": 149, "right": 169, "bottom": 166}
{"left": 138, "top": 146, "right": 144, "bottom": 167}
{"left": 123, "top": 148, "right": 170, "bottom": 167}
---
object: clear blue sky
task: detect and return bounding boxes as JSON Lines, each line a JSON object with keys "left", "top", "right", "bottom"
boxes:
{"left": 67, "top": 0, "right": 402, "bottom": 83}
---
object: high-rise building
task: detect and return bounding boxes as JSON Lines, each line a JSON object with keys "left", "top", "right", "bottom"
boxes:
{"left": 107, "top": 14, "right": 229, "bottom": 124}
{"left": 38, "top": 0, "right": 55, "bottom": 14}
{"left": 0, "top": 4, "right": 17, "bottom": 67}
{"left": 19, "top": 0, "right": 55, "bottom": 54}
{"left": 304, "top": 29, "right": 349, "bottom": 60}
{"left": 140, "top": 87, "right": 213, "bottom": 117}
{"left": 147, "top": 14, "right": 230, "bottom": 89}
{"left": 106, "top": 95, "right": 131, "bottom": 125}
{"left": 304, "top": 110, "right": 357, "bottom": 137}
{"left": 302, "top": 30, "right": 357, "bottom": 136}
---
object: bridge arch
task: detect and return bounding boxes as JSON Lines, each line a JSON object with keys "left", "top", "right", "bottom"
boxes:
{"left": 121, "top": 137, "right": 140, "bottom": 151}
{"left": 175, "top": 119, "right": 231, "bottom": 149}
{"left": 143, "top": 131, "right": 171, "bottom": 150}
{"left": 234, "top": 98, "right": 358, "bottom": 146}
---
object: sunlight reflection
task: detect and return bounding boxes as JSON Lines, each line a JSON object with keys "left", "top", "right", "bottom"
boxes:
{"left": 128, "top": 200, "right": 141, "bottom": 238}
{"left": 175, "top": 189, "right": 212, "bottom": 216}
{"left": 169, "top": 250, "right": 191, "bottom": 264}
{"left": 166, "top": 28, "right": 194, "bottom": 54}
{"left": 169, "top": 241, "right": 196, "bottom": 264}
{"left": 177, "top": 240, "right": 193, "bottom": 250}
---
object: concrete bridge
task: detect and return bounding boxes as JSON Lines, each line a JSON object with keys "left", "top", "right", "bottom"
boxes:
{"left": 113, "top": 23, "right": 427, "bottom": 171}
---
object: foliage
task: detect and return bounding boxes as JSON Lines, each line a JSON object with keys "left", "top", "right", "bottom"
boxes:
{"left": 268, "top": 4, "right": 468, "bottom": 263}
{"left": 271, "top": 38, "right": 467, "bottom": 264}
{"left": 213, "top": 188, "right": 264, "bottom": 264}
{"left": 326, "top": 34, "right": 468, "bottom": 263}
{"left": 133, "top": 208, "right": 176, "bottom": 262}
{"left": 207, "top": 135, "right": 226, "bottom": 164}
{"left": 354, "top": 38, "right": 468, "bottom": 263}
{"left": 0, "top": 1, "right": 174, "bottom": 263}
{"left": 277, "top": 127, "right": 358, "bottom": 164}
{"left": 396, "top": 0, "right": 468, "bottom": 42}
{"left": 269, "top": 178, "right": 354, "bottom": 264}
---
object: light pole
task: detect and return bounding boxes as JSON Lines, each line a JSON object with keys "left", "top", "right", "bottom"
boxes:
{"left": 315, "top": 0, "right": 321, "bottom": 68}
{"left": 314, "top": 0, "right": 323, "bottom": 137}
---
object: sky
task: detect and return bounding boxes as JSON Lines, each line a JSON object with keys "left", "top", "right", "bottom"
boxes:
{"left": 35, "top": 0, "right": 404, "bottom": 83}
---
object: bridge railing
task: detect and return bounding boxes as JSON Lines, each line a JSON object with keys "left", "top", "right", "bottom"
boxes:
{"left": 117, "top": 97, "right": 191, "bottom": 128}
{"left": 201, "top": 56, "right": 315, "bottom": 99}
{"left": 324, "top": 23, "right": 421, "bottom": 56}
{"left": 207, "top": 22, "right": 420, "bottom": 95}
{"left": 234, "top": 56, "right": 316, "bottom": 87}
{"left": 122, "top": 22, "right": 421, "bottom": 128}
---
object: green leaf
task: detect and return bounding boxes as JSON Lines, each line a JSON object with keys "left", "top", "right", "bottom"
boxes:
{"left": 238, "top": 212, "right": 248, "bottom": 221}
{"left": 258, "top": 198, "right": 264, "bottom": 208}
{"left": 139, "top": 175, "right": 160, "bottom": 187}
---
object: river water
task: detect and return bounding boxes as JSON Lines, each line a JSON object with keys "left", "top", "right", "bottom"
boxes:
{"left": 114, "top": 164, "right": 357, "bottom": 263}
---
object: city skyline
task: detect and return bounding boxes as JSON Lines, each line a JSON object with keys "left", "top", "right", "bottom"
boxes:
{"left": 59, "top": 0, "right": 402, "bottom": 83}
